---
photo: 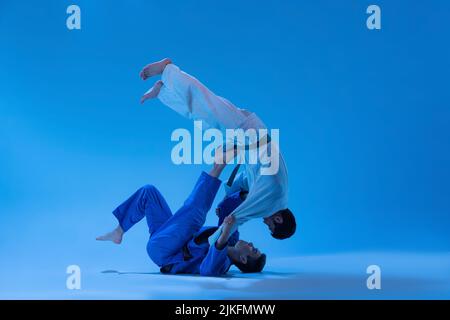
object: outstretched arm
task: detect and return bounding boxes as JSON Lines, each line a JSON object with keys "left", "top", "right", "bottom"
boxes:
{"left": 209, "top": 145, "right": 238, "bottom": 178}
{"left": 215, "top": 215, "right": 236, "bottom": 250}
{"left": 208, "top": 162, "right": 227, "bottom": 179}
{"left": 184, "top": 146, "right": 237, "bottom": 212}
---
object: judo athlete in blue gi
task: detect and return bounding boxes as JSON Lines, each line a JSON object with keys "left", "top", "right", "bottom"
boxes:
{"left": 97, "top": 161, "right": 267, "bottom": 275}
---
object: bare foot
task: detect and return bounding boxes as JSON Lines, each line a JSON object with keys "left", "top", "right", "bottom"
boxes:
{"left": 96, "top": 225, "right": 124, "bottom": 244}
{"left": 140, "top": 80, "right": 163, "bottom": 104}
{"left": 139, "top": 58, "right": 172, "bottom": 80}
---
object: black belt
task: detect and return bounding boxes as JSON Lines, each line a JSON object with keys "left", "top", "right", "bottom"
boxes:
{"left": 226, "top": 134, "right": 271, "bottom": 187}
{"left": 227, "top": 163, "right": 241, "bottom": 187}
{"left": 160, "top": 245, "right": 191, "bottom": 274}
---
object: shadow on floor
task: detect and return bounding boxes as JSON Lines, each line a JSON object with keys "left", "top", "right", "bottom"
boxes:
{"left": 198, "top": 273, "right": 447, "bottom": 299}
{"left": 100, "top": 269, "right": 449, "bottom": 299}
{"left": 101, "top": 269, "right": 299, "bottom": 279}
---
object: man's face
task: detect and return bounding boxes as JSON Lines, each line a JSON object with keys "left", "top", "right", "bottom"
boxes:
{"left": 263, "top": 213, "right": 283, "bottom": 233}
{"left": 235, "top": 240, "right": 261, "bottom": 260}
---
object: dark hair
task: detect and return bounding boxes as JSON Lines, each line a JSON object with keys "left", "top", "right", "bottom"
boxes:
{"left": 271, "top": 208, "right": 296, "bottom": 240}
{"left": 234, "top": 254, "right": 267, "bottom": 273}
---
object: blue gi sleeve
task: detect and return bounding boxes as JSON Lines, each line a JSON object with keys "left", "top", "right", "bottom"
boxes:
{"left": 199, "top": 244, "right": 231, "bottom": 276}
{"left": 184, "top": 171, "right": 222, "bottom": 213}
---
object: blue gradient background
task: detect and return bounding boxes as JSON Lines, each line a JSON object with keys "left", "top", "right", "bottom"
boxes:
{"left": 0, "top": 0, "right": 449, "bottom": 297}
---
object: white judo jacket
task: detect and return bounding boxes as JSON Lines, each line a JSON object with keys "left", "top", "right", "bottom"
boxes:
{"left": 155, "top": 64, "right": 289, "bottom": 244}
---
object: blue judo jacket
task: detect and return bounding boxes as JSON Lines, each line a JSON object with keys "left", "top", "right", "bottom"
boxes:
{"left": 161, "top": 189, "right": 245, "bottom": 276}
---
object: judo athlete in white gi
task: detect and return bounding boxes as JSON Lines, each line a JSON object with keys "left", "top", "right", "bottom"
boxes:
{"left": 140, "top": 58, "right": 296, "bottom": 243}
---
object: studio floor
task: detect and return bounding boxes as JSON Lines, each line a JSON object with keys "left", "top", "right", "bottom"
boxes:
{"left": 2, "top": 252, "right": 449, "bottom": 300}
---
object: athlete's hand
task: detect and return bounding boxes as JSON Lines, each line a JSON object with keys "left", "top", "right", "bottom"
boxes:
{"left": 215, "top": 214, "right": 236, "bottom": 250}
{"left": 222, "top": 215, "right": 236, "bottom": 235}
{"left": 209, "top": 146, "right": 238, "bottom": 178}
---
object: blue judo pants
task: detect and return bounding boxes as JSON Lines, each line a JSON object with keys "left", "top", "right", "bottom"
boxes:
{"left": 112, "top": 173, "right": 220, "bottom": 267}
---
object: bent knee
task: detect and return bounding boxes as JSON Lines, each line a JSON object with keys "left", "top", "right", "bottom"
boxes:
{"left": 140, "top": 184, "right": 162, "bottom": 198}
{"left": 141, "top": 184, "right": 157, "bottom": 192}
